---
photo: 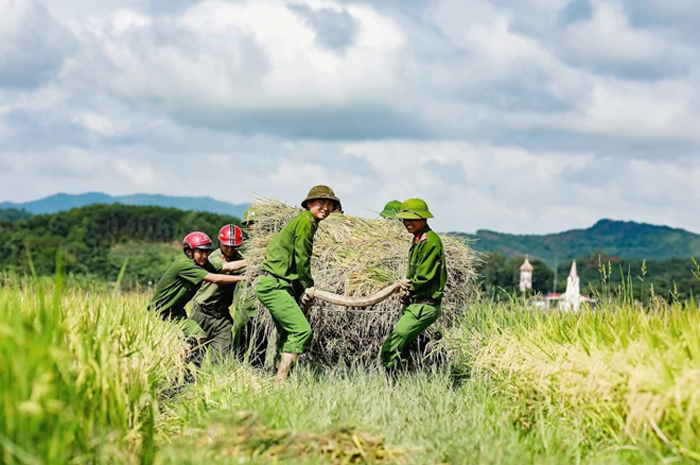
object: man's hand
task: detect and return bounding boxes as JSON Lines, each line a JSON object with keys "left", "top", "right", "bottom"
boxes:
{"left": 222, "top": 259, "right": 247, "bottom": 273}
{"left": 398, "top": 279, "right": 411, "bottom": 306}
{"left": 299, "top": 292, "right": 314, "bottom": 313}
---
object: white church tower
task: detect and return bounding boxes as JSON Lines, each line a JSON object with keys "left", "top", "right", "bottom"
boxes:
{"left": 519, "top": 255, "right": 534, "bottom": 294}
{"left": 564, "top": 261, "right": 581, "bottom": 312}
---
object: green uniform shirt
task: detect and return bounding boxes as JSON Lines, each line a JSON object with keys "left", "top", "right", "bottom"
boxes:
{"left": 407, "top": 226, "right": 447, "bottom": 303}
{"left": 193, "top": 248, "right": 243, "bottom": 311}
{"left": 262, "top": 210, "right": 318, "bottom": 289}
{"left": 150, "top": 255, "right": 221, "bottom": 315}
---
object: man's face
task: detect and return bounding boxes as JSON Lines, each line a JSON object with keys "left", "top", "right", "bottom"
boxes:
{"left": 220, "top": 244, "right": 238, "bottom": 259}
{"left": 403, "top": 219, "right": 427, "bottom": 235}
{"left": 192, "top": 248, "right": 211, "bottom": 266}
{"left": 307, "top": 199, "right": 336, "bottom": 221}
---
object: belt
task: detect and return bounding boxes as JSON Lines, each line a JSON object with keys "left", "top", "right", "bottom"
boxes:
{"left": 193, "top": 303, "right": 228, "bottom": 319}
{"left": 410, "top": 298, "right": 437, "bottom": 306}
{"left": 261, "top": 270, "right": 290, "bottom": 283}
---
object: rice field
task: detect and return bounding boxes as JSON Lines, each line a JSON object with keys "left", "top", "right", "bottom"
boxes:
{"left": 1, "top": 275, "right": 699, "bottom": 464}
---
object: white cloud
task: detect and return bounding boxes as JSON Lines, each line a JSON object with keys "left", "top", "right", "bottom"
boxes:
{"left": 564, "top": 2, "right": 665, "bottom": 64}
{"left": 1, "top": 0, "right": 699, "bottom": 234}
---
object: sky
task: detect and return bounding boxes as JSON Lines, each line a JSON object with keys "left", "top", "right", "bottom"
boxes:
{"left": 1, "top": 0, "right": 699, "bottom": 234}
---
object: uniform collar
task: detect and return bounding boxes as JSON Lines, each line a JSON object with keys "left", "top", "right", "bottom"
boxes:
{"left": 413, "top": 225, "right": 431, "bottom": 243}
{"left": 302, "top": 209, "right": 321, "bottom": 225}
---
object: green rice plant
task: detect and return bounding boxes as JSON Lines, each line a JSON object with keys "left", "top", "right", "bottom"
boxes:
{"left": 0, "top": 272, "right": 187, "bottom": 463}
{"left": 4, "top": 255, "right": 699, "bottom": 464}
{"left": 469, "top": 299, "right": 700, "bottom": 462}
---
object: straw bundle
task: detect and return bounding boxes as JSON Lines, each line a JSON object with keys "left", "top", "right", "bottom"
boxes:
{"left": 241, "top": 199, "right": 478, "bottom": 366}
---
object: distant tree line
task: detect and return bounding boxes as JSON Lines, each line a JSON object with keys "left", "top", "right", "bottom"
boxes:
{"left": 0, "top": 208, "right": 32, "bottom": 221}
{"left": 3, "top": 205, "right": 699, "bottom": 301}
{"left": 0, "top": 204, "right": 240, "bottom": 287}
{"left": 477, "top": 252, "right": 700, "bottom": 302}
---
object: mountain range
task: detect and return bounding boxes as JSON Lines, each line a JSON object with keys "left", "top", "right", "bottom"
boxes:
{"left": 458, "top": 219, "right": 700, "bottom": 266}
{"left": 0, "top": 192, "right": 249, "bottom": 219}
{"left": 3, "top": 193, "right": 700, "bottom": 264}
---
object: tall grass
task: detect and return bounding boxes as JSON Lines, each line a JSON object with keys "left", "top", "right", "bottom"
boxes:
{"left": 2, "top": 263, "right": 699, "bottom": 463}
{"left": 464, "top": 296, "right": 700, "bottom": 461}
{"left": 0, "top": 276, "right": 186, "bottom": 464}
{"left": 157, "top": 364, "right": 649, "bottom": 464}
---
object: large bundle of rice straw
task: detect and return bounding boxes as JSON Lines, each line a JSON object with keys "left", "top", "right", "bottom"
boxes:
{"left": 242, "top": 199, "right": 479, "bottom": 366}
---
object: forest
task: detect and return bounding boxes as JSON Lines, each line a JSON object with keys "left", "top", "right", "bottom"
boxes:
{"left": 0, "top": 205, "right": 239, "bottom": 288}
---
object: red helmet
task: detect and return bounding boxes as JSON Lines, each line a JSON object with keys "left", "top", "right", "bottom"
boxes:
{"left": 182, "top": 231, "right": 214, "bottom": 252}
{"left": 218, "top": 224, "right": 243, "bottom": 247}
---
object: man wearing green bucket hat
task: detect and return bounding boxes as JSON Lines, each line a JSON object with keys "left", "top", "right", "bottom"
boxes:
{"left": 380, "top": 200, "right": 403, "bottom": 219}
{"left": 381, "top": 198, "right": 447, "bottom": 370}
{"left": 255, "top": 185, "right": 341, "bottom": 382}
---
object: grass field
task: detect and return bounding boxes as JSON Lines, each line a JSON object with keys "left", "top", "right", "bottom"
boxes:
{"left": 2, "top": 275, "right": 699, "bottom": 464}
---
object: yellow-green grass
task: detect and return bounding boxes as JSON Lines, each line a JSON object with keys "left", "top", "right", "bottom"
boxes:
{"left": 465, "top": 298, "right": 700, "bottom": 462}
{"left": 2, "top": 275, "right": 699, "bottom": 464}
{"left": 0, "top": 279, "right": 187, "bottom": 464}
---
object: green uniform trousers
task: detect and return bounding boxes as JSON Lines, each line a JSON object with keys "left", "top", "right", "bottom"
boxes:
{"left": 381, "top": 303, "right": 441, "bottom": 368}
{"left": 190, "top": 303, "right": 234, "bottom": 361}
{"left": 255, "top": 275, "right": 312, "bottom": 355}
{"left": 232, "top": 306, "right": 268, "bottom": 366}
{"left": 157, "top": 307, "right": 207, "bottom": 341}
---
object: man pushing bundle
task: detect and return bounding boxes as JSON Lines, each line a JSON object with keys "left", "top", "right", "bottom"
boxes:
{"left": 381, "top": 198, "right": 447, "bottom": 371}
{"left": 255, "top": 185, "right": 341, "bottom": 382}
{"left": 190, "top": 224, "right": 246, "bottom": 361}
{"left": 149, "top": 232, "right": 247, "bottom": 339}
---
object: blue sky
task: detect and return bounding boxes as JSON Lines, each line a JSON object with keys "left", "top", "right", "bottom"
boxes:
{"left": 1, "top": 0, "right": 699, "bottom": 233}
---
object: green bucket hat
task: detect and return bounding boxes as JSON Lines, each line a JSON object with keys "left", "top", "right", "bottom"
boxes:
{"left": 301, "top": 185, "right": 341, "bottom": 209}
{"left": 242, "top": 207, "right": 257, "bottom": 225}
{"left": 380, "top": 200, "right": 403, "bottom": 219}
{"left": 395, "top": 198, "right": 434, "bottom": 220}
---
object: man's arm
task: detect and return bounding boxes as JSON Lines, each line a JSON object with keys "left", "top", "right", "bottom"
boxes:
{"left": 294, "top": 219, "right": 315, "bottom": 290}
{"left": 203, "top": 273, "right": 247, "bottom": 284}
{"left": 221, "top": 259, "right": 247, "bottom": 273}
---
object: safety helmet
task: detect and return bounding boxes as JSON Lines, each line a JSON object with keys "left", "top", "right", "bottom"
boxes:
{"left": 182, "top": 231, "right": 214, "bottom": 253}
{"left": 395, "top": 198, "right": 434, "bottom": 220}
{"left": 218, "top": 224, "right": 243, "bottom": 247}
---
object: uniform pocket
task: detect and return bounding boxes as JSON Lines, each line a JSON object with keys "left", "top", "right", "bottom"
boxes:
{"left": 407, "top": 303, "right": 426, "bottom": 320}
{"left": 255, "top": 275, "right": 277, "bottom": 294}
{"left": 408, "top": 304, "right": 440, "bottom": 321}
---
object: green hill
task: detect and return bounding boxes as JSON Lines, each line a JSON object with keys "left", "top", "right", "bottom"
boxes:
{"left": 0, "top": 204, "right": 241, "bottom": 288}
{"left": 0, "top": 192, "right": 249, "bottom": 218}
{"left": 459, "top": 219, "right": 700, "bottom": 266}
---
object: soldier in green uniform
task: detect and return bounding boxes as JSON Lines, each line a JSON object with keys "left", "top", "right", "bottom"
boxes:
{"left": 232, "top": 208, "right": 268, "bottom": 366}
{"left": 380, "top": 200, "right": 402, "bottom": 219}
{"left": 150, "top": 231, "right": 247, "bottom": 324}
{"left": 190, "top": 224, "right": 247, "bottom": 360}
{"left": 381, "top": 198, "right": 447, "bottom": 370}
{"left": 255, "top": 185, "right": 341, "bottom": 381}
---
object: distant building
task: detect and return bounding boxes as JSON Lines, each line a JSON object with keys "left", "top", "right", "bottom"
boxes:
{"left": 519, "top": 255, "right": 533, "bottom": 293}
{"left": 545, "top": 261, "right": 595, "bottom": 311}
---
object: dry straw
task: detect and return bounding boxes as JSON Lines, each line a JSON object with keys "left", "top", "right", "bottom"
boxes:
{"left": 240, "top": 198, "right": 479, "bottom": 366}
